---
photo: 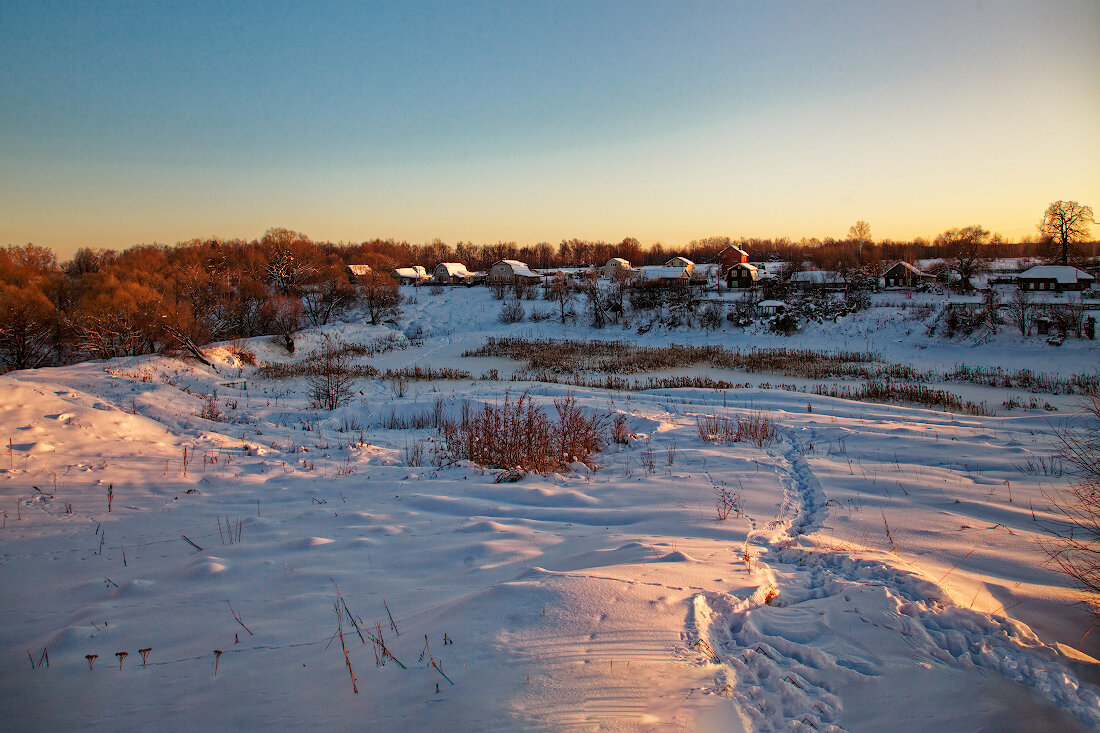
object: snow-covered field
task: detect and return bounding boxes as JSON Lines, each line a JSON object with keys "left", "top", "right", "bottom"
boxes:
{"left": 2, "top": 287, "right": 1098, "bottom": 731}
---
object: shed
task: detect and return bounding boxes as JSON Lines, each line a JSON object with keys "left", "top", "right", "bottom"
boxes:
{"left": 391, "top": 266, "right": 429, "bottom": 284}
{"left": 758, "top": 300, "right": 785, "bottom": 315}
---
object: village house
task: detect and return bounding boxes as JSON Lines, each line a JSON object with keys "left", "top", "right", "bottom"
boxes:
{"left": 758, "top": 299, "right": 785, "bottom": 316}
{"left": 725, "top": 262, "right": 759, "bottom": 289}
{"left": 432, "top": 262, "right": 475, "bottom": 284}
{"left": 391, "top": 266, "right": 429, "bottom": 284}
{"left": 1016, "top": 265, "right": 1095, "bottom": 293}
{"left": 881, "top": 261, "right": 935, "bottom": 289}
{"left": 487, "top": 259, "right": 542, "bottom": 285}
{"left": 717, "top": 245, "right": 749, "bottom": 269}
{"left": 664, "top": 256, "right": 694, "bottom": 273}
{"left": 345, "top": 264, "right": 372, "bottom": 283}
{"left": 602, "top": 257, "right": 633, "bottom": 279}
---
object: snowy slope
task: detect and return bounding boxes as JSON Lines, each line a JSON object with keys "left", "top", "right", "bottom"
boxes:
{"left": 1, "top": 286, "right": 1098, "bottom": 731}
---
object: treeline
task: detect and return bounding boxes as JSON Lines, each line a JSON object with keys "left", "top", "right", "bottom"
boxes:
{"left": 1, "top": 227, "right": 1094, "bottom": 372}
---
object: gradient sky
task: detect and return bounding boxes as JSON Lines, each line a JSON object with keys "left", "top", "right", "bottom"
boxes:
{"left": 2, "top": 1, "right": 1098, "bottom": 258}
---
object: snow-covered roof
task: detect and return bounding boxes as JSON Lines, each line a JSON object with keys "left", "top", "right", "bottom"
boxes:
{"left": 393, "top": 266, "right": 428, "bottom": 279}
{"left": 789, "top": 270, "right": 844, "bottom": 284}
{"left": 884, "top": 261, "right": 928, "bottom": 276}
{"left": 665, "top": 256, "right": 694, "bottom": 267}
{"left": 493, "top": 260, "right": 540, "bottom": 278}
{"left": 719, "top": 245, "right": 749, "bottom": 257}
{"left": 758, "top": 299, "right": 785, "bottom": 307}
{"left": 637, "top": 265, "right": 690, "bottom": 280}
{"left": 1018, "top": 266, "right": 1094, "bottom": 283}
{"left": 435, "top": 262, "right": 472, "bottom": 277}
{"left": 604, "top": 257, "right": 630, "bottom": 267}
{"left": 346, "top": 264, "right": 372, "bottom": 276}
{"left": 729, "top": 262, "right": 758, "bottom": 272}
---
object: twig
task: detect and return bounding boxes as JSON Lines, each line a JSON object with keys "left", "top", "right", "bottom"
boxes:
{"left": 226, "top": 599, "right": 254, "bottom": 635}
{"left": 335, "top": 602, "right": 358, "bottom": 694}
{"left": 422, "top": 634, "right": 453, "bottom": 685}
{"left": 384, "top": 599, "right": 399, "bottom": 635}
{"left": 181, "top": 535, "right": 203, "bottom": 552}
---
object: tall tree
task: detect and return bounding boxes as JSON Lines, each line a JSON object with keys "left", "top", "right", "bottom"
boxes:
{"left": 1039, "top": 201, "right": 1094, "bottom": 265}
{"left": 935, "top": 225, "right": 992, "bottom": 292}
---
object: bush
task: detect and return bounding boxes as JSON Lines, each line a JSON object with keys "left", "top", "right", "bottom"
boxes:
{"left": 1040, "top": 394, "right": 1100, "bottom": 617}
{"left": 499, "top": 300, "right": 525, "bottom": 324}
{"left": 305, "top": 341, "right": 358, "bottom": 410}
{"left": 438, "top": 392, "right": 606, "bottom": 472}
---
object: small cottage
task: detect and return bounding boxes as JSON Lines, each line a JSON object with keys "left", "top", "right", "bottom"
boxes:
{"left": 1017, "top": 266, "right": 1095, "bottom": 293}
{"left": 664, "top": 256, "right": 695, "bottom": 273}
{"left": 603, "top": 257, "right": 633, "bottom": 279}
{"left": 717, "top": 245, "right": 749, "bottom": 269}
{"left": 391, "top": 266, "right": 429, "bottom": 284}
{"left": 433, "top": 262, "right": 474, "bottom": 284}
{"left": 725, "top": 262, "right": 759, "bottom": 289}
{"left": 488, "top": 259, "right": 541, "bottom": 285}
{"left": 345, "top": 264, "right": 373, "bottom": 284}
{"left": 882, "top": 261, "right": 934, "bottom": 288}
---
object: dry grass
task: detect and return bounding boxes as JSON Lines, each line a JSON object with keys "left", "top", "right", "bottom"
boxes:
{"left": 438, "top": 392, "right": 607, "bottom": 473}
{"left": 697, "top": 411, "right": 777, "bottom": 447}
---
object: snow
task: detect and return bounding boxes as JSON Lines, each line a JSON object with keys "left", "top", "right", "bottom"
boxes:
{"left": 2, "top": 285, "right": 1099, "bottom": 731}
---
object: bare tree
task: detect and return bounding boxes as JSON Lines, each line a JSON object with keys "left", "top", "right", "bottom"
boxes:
{"left": 935, "top": 225, "right": 992, "bottom": 292}
{"left": 357, "top": 271, "right": 402, "bottom": 325}
{"left": 261, "top": 295, "right": 304, "bottom": 353}
{"left": 0, "top": 283, "right": 56, "bottom": 370}
{"left": 545, "top": 272, "right": 574, "bottom": 324}
{"left": 305, "top": 340, "right": 356, "bottom": 410}
{"left": 1040, "top": 394, "right": 1100, "bottom": 617}
{"left": 848, "top": 220, "right": 872, "bottom": 244}
{"left": 1039, "top": 201, "right": 1094, "bottom": 266}
{"left": 1006, "top": 287, "right": 1032, "bottom": 337}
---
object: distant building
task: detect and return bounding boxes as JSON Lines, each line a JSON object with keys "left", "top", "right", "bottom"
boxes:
{"left": 602, "top": 257, "right": 633, "bottom": 279}
{"left": 1017, "top": 266, "right": 1095, "bottom": 293}
{"left": 758, "top": 299, "right": 785, "bottom": 316}
{"left": 788, "top": 270, "right": 846, "bottom": 291}
{"left": 487, "top": 259, "right": 541, "bottom": 285}
{"left": 433, "top": 262, "right": 474, "bottom": 284}
{"left": 725, "top": 262, "right": 759, "bottom": 289}
{"left": 664, "top": 256, "right": 694, "bottom": 273}
{"left": 391, "top": 266, "right": 429, "bottom": 284}
{"left": 345, "top": 264, "right": 372, "bottom": 283}
{"left": 882, "top": 261, "right": 934, "bottom": 289}
{"left": 717, "top": 245, "right": 749, "bottom": 269}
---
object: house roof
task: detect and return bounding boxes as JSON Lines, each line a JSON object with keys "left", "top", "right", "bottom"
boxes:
{"left": 883, "top": 261, "right": 928, "bottom": 276}
{"left": 346, "top": 264, "right": 372, "bottom": 275}
{"left": 758, "top": 300, "right": 785, "bottom": 307}
{"left": 719, "top": 245, "right": 749, "bottom": 257}
{"left": 393, "top": 266, "right": 427, "bottom": 279}
{"left": 789, "top": 270, "right": 844, "bottom": 284}
{"left": 605, "top": 257, "right": 630, "bottom": 267}
{"left": 436, "top": 262, "right": 471, "bottom": 277}
{"left": 637, "top": 265, "right": 690, "bottom": 280}
{"left": 493, "top": 260, "right": 540, "bottom": 278}
{"left": 729, "top": 263, "right": 758, "bottom": 272}
{"left": 1018, "top": 266, "right": 1094, "bottom": 283}
{"left": 665, "top": 256, "right": 694, "bottom": 267}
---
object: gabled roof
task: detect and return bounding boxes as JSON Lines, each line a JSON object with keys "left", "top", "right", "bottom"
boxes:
{"left": 728, "top": 262, "right": 758, "bottom": 272}
{"left": 393, "top": 266, "right": 428, "bottom": 279}
{"left": 493, "top": 260, "right": 540, "bottom": 278}
{"left": 883, "top": 261, "right": 928, "bottom": 276}
{"left": 435, "top": 262, "right": 472, "bottom": 277}
{"left": 346, "top": 264, "right": 372, "bottom": 276}
{"left": 665, "top": 256, "right": 694, "bottom": 267}
{"left": 638, "top": 265, "right": 690, "bottom": 280}
{"left": 605, "top": 257, "right": 631, "bottom": 267}
{"left": 1018, "top": 266, "right": 1094, "bottom": 283}
{"left": 719, "top": 245, "right": 749, "bottom": 257}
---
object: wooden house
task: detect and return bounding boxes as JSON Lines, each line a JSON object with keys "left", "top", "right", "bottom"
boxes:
{"left": 725, "top": 262, "right": 758, "bottom": 289}
{"left": 345, "top": 264, "right": 372, "bottom": 283}
{"left": 1017, "top": 266, "right": 1095, "bottom": 293}
{"left": 433, "top": 262, "right": 474, "bottom": 284}
{"left": 602, "top": 257, "right": 633, "bottom": 279}
{"left": 717, "top": 245, "right": 749, "bottom": 269}
{"left": 882, "top": 261, "right": 934, "bottom": 288}
{"left": 488, "top": 259, "right": 541, "bottom": 285}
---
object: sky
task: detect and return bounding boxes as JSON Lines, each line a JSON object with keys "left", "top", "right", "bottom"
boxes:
{"left": 1, "top": 0, "right": 1098, "bottom": 259}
